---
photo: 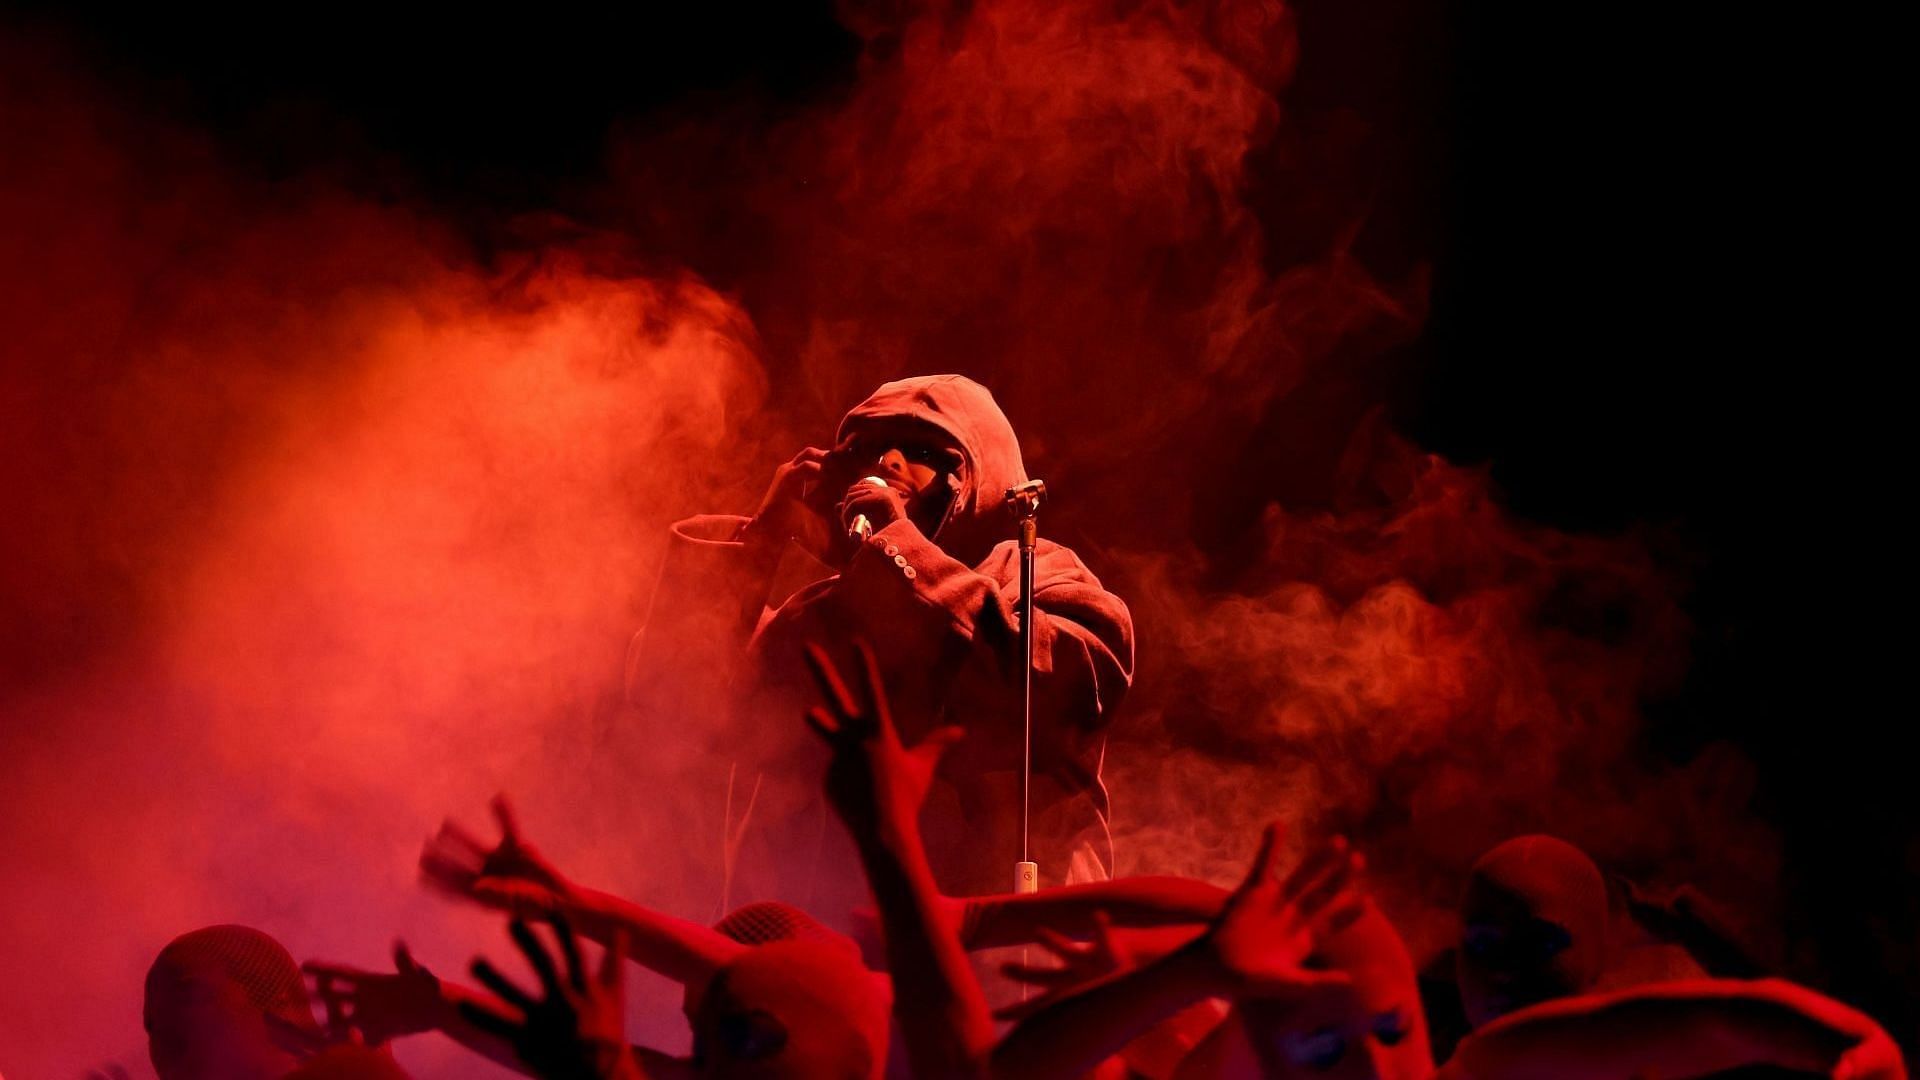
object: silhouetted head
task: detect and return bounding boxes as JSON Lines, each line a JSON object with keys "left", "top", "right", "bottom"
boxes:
{"left": 690, "top": 939, "right": 889, "bottom": 1080}
{"left": 1455, "top": 835, "right": 1608, "bottom": 1027}
{"left": 1242, "top": 904, "right": 1432, "bottom": 1080}
{"left": 143, "top": 925, "right": 317, "bottom": 1080}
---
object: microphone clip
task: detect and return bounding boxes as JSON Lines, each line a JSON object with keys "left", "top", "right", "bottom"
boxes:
{"left": 1004, "top": 479, "right": 1045, "bottom": 520}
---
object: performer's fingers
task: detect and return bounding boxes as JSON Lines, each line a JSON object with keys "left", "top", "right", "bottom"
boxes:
{"left": 457, "top": 998, "right": 523, "bottom": 1041}
{"left": 508, "top": 918, "right": 562, "bottom": 998}
{"left": 803, "top": 705, "right": 843, "bottom": 742}
{"left": 801, "top": 642, "right": 860, "bottom": 720}
{"left": 550, "top": 913, "right": 587, "bottom": 994}
{"left": 491, "top": 794, "right": 523, "bottom": 846}
{"left": 921, "top": 724, "right": 966, "bottom": 749}
{"left": 470, "top": 958, "right": 537, "bottom": 1014}
{"left": 1313, "top": 892, "right": 1369, "bottom": 939}
{"left": 1238, "top": 820, "right": 1285, "bottom": 895}
{"left": 392, "top": 940, "right": 420, "bottom": 976}
{"left": 1278, "top": 835, "right": 1345, "bottom": 902}
{"left": 1284, "top": 837, "right": 1353, "bottom": 912}
{"left": 913, "top": 725, "right": 966, "bottom": 766}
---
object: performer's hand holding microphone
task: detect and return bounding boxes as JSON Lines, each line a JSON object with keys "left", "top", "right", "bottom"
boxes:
{"left": 742, "top": 439, "right": 908, "bottom": 563}
{"left": 841, "top": 475, "right": 905, "bottom": 542}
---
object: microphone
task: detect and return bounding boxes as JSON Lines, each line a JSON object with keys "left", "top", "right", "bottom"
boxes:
{"left": 847, "top": 475, "right": 891, "bottom": 541}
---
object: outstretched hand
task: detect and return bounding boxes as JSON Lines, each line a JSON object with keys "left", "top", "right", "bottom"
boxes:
{"left": 800, "top": 639, "right": 964, "bottom": 841}
{"left": 995, "top": 910, "right": 1138, "bottom": 1021}
{"left": 304, "top": 942, "right": 445, "bottom": 1047}
{"left": 420, "top": 795, "right": 576, "bottom": 917}
{"left": 460, "top": 916, "right": 638, "bottom": 1080}
{"left": 1204, "top": 822, "right": 1368, "bottom": 997}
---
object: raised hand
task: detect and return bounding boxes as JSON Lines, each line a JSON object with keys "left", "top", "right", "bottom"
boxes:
{"left": 459, "top": 916, "right": 638, "bottom": 1080}
{"left": 420, "top": 795, "right": 576, "bottom": 917}
{"left": 303, "top": 942, "right": 445, "bottom": 1046}
{"left": 1204, "top": 822, "right": 1367, "bottom": 997}
{"left": 741, "top": 445, "right": 834, "bottom": 557}
{"left": 995, "top": 910, "right": 1138, "bottom": 1021}
{"left": 800, "top": 639, "right": 965, "bottom": 839}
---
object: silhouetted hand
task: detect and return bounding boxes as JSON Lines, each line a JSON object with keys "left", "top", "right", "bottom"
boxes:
{"left": 742, "top": 445, "right": 834, "bottom": 558}
{"left": 995, "top": 910, "right": 1136, "bottom": 1021}
{"left": 420, "top": 795, "right": 576, "bottom": 917}
{"left": 800, "top": 639, "right": 965, "bottom": 840}
{"left": 1204, "top": 823, "right": 1367, "bottom": 997}
{"left": 460, "top": 916, "right": 638, "bottom": 1080}
{"left": 304, "top": 942, "right": 445, "bottom": 1046}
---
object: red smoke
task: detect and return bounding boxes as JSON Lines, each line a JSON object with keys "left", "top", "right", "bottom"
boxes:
{"left": 0, "top": 1, "right": 1776, "bottom": 1076}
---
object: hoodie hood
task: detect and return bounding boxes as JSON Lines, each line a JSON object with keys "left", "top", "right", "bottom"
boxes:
{"left": 836, "top": 374, "right": 1029, "bottom": 567}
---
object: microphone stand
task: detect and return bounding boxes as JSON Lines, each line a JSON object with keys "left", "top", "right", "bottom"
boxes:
{"left": 1004, "top": 480, "right": 1046, "bottom": 897}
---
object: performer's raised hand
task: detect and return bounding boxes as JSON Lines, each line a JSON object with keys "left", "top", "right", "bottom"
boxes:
{"left": 459, "top": 916, "right": 641, "bottom": 1080}
{"left": 800, "top": 639, "right": 965, "bottom": 838}
{"left": 420, "top": 795, "right": 577, "bottom": 917}
{"left": 1203, "top": 823, "right": 1366, "bottom": 997}
{"left": 303, "top": 942, "right": 446, "bottom": 1047}
{"left": 742, "top": 445, "right": 834, "bottom": 557}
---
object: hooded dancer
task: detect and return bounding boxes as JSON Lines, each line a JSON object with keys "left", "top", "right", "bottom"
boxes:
{"left": 627, "top": 375, "right": 1133, "bottom": 904}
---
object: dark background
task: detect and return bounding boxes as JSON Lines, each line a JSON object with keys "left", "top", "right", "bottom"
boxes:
{"left": 8, "top": 0, "right": 1905, "bottom": 1050}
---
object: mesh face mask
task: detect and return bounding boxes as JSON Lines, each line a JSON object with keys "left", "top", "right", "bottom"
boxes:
{"left": 713, "top": 901, "right": 860, "bottom": 956}
{"left": 691, "top": 941, "right": 888, "bottom": 1080}
{"left": 144, "top": 924, "right": 317, "bottom": 1036}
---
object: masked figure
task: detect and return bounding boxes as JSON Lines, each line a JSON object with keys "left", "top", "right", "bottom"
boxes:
{"left": 144, "top": 925, "right": 318, "bottom": 1080}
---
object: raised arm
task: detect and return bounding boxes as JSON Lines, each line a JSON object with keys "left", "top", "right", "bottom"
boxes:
{"left": 1441, "top": 977, "right": 1906, "bottom": 1080}
{"left": 800, "top": 638, "right": 993, "bottom": 1080}
{"left": 420, "top": 796, "right": 744, "bottom": 990}
{"left": 988, "top": 824, "right": 1366, "bottom": 1080}
{"left": 957, "top": 875, "right": 1228, "bottom": 950}
{"left": 305, "top": 943, "right": 539, "bottom": 1075}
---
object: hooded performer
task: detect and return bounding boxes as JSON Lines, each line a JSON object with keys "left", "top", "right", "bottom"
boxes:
{"left": 627, "top": 375, "right": 1133, "bottom": 903}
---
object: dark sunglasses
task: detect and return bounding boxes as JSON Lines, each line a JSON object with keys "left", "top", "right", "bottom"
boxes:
{"left": 839, "top": 437, "right": 958, "bottom": 471}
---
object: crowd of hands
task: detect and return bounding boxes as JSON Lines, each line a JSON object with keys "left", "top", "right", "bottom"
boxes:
{"left": 125, "top": 640, "right": 1909, "bottom": 1080}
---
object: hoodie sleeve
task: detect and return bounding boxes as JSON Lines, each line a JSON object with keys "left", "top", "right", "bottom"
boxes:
{"left": 623, "top": 514, "right": 784, "bottom": 712}
{"left": 837, "top": 518, "right": 1134, "bottom": 734}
